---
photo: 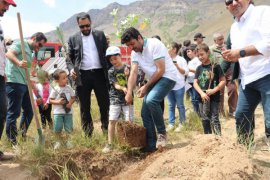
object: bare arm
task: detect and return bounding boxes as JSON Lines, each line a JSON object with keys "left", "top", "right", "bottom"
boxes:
{"left": 222, "top": 45, "right": 261, "bottom": 62}
{"left": 125, "top": 63, "right": 138, "bottom": 104}
{"left": 6, "top": 49, "right": 27, "bottom": 68}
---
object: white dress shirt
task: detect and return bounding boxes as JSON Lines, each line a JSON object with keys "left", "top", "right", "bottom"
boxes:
{"left": 230, "top": 5, "right": 270, "bottom": 89}
{"left": 80, "top": 31, "right": 102, "bottom": 70}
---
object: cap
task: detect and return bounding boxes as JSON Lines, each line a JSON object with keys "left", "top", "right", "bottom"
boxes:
{"left": 106, "top": 46, "right": 121, "bottom": 57}
{"left": 194, "top": 33, "right": 205, "bottom": 40}
{"left": 4, "top": 0, "right": 17, "bottom": 7}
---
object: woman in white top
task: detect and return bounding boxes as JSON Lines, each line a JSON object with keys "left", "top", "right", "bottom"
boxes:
{"left": 167, "top": 42, "right": 189, "bottom": 132}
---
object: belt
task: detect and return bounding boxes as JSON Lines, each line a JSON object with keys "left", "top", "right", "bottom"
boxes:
{"left": 81, "top": 68, "right": 103, "bottom": 73}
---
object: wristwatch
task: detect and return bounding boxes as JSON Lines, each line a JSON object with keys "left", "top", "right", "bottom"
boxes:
{"left": 239, "top": 49, "right": 246, "bottom": 58}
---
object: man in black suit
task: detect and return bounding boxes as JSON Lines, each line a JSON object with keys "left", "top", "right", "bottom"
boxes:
{"left": 67, "top": 12, "right": 109, "bottom": 137}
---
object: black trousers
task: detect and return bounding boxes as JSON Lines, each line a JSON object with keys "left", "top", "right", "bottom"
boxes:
{"left": 0, "top": 75, "right": 6, "bottom": 139}
{"left": 38, "top": 104, "right": 52, "bottom": 128}
{"left": 77, "top": 69, "right": 109, "bottom": 137}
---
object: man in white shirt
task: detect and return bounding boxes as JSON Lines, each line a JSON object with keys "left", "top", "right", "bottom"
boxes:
{"left": 121, "top": 27, "right": 183, "bottom": 152}
{"left": 222, "top": 0, "right": 270, "bottom": 145}
{"left": 0, "top": 0, "right": 16, "bottom": 161}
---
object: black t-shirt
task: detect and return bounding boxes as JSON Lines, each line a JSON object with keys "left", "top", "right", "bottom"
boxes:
{"left": 195, "top": 64, "right": 224, "bottom": 102}
{"left": 108, "top": 64, "right": 131, "bottom": 105}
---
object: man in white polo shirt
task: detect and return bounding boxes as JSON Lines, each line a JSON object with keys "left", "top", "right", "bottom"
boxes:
{"left": 121, "top": 27, "right": 183, "bottom": 152}
{"left": 222, "top": 0, "right": 270, "bottom": 146}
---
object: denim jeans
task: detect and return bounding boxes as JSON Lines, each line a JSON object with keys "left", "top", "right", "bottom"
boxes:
{"left": 188, "top": 84, "right": 199, "bottom": 113}
{"left": 167, "top": 86, "right": 186, "bottom": 125}
{"left": 0, "top": 76, "right": 6, "bottom": 139}
{"left": 6, "top": 83, "right": 33, "bottom": 144}
{"left": 141, "top": 77, "right": 176, "bottom": 150}
{"left": 235, "top": 74, "right": 270, "bottom": 144}
{"left": 199, "top": 101, "right": 221, "bottom": 135}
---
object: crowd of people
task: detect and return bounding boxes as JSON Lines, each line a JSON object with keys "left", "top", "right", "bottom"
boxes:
{"left": 0, "top": 0, "right": 270, "bottom": 161}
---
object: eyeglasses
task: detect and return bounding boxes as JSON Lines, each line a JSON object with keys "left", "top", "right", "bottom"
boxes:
{"left": 79, "top": 24, "right": 91, "bottom": 29}
{"left": 225, "top": 0, "right": 237, "bottom": 6}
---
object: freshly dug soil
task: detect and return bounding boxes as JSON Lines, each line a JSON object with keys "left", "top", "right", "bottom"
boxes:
{"left": 116, "top": 121, "right": 146, "bottom": 147}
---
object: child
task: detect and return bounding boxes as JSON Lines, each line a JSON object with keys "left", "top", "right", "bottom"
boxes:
{"left": 186, "top": 44, "right": 201, "bottom": 113}
{"left": 102, "top": 46, "right": 134, "bottom": 153}
{"left": 49, "top": 69, "right": 76, "bottom": 150}
{"left": 193, "top": 43, "right": 225, "bottom": 135}
{"left": 166, "top": 42, "right": 188, "bottom": 132}
{"left": 33, "top": 70, "right": 53, "bottom": 129}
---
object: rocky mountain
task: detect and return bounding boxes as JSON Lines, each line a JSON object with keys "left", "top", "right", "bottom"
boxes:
{"left": 46, "top": 0, "right": 269, "bottom": 45}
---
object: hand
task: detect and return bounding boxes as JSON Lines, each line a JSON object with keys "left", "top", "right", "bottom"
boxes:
{"left": 70, "top": 69, "right": 77, "bottom": 80}
{"left": 36, "top": 98, "right": 43, "bottom": 105}
{"left": 124, "top": 67, "right": 130, "bottom": 77}
{"left": 66, "top": 102, "right": 72, "bottom": 109}
{"left": 136, "top": 85, "right": 147, "bottom": 98}
{"left": 57, "top": 98, "right": 66, "bottom": 105}
{"left": 122, "top": 87, "right": 128, "bottom": 94}
{"left": 44, "top": 103, "right": 49, "bottom": 110}
{"left": 201, "top": 92, "right": 210, "bottom": 102}
{"left": 125, "top": 93, "right": 133, "bottom": 105}
{"left": 222, "top": 49, "right": 240, "bottom": 62}
{"left": 206, "top": 89, "right": 215, "bottom": 96}
{"left": 18, "top": 60, "right": 27, "bottom": 68}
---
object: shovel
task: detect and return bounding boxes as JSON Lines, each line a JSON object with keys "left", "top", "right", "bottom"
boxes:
{"left": 17, "top": 13, "right": 45, "bottom": 145}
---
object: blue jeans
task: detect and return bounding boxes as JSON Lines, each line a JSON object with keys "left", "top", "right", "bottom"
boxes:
{"left": 6, "top": 83, "right": 33, "bottom": 144}
{"left": 54, "top": 114, "right": 73, "bottom": 133}
{"left": 235, "top": 74, "right": 270, "bottom": 144}
{"left": 188, "top": 84, "right": 199, "bottom": 113}
{"left": 167, "top": 86, "right": 186, "bottom": 125}
{"left": 0, "top": 76, "right": 6, "bottom": 139}
{"left": 141, "top": 77, "right": 176, "bottom": 150}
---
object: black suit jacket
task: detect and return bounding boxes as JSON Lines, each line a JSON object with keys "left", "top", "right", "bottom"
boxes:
{"left": 66, "top": 30, "right": 110, "bottom": 85}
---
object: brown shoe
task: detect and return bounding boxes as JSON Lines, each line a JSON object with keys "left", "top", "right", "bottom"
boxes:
{"left": 0, "top": 151, "right": 14, "bottom": 161}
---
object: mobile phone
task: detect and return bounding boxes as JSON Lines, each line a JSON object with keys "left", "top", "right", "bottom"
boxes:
{"left": 173, "top": 60, "right": 177, "bottom": 64}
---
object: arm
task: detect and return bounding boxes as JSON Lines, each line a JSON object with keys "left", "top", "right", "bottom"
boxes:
{"left": 6, "top": 49, "right": 27, "bottom": 68}
{"left": 66, "top": 96, "right": 76, "bottom": 109}
{"left": 125, "top": 63, "right": 138, "bottom": 104}
{"left": 49, "top": 98, "right": 66, "bottom": 105}
{"left": 206, "top": 76, "right": 226, "bottom": 96}
{"left": 194, "top": 79, "right": 209, "bottom": 102}
{"left": 137, "top": 59, "right": 165, "bottom": 98}
{"left": 66, "top": 37, "right": 76, "bottom": 79}
{"left": 114, "top": 83, "right": 127, "bottom": 94}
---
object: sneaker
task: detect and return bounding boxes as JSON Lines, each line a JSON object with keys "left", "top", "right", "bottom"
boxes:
{"left": 102, "top": 144, "right": 112, "bottom": 153}
{"left": 66, "top": 141, "right": 73, "bottom": 149}
{"left": 54, "top": 142, "right": 61, "bottom": 150}
{"left": 166, "top": 124, "right": 174, "bottom": 132}
{"left": 156, "top": 134, "right": 167, "bottom": 148}
{"left": 174, "top": 124, "right": 183, "bottom": 132}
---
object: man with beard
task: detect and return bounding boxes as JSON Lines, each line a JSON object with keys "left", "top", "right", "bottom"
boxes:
{"left": 0, "top": 0, "right": 16, "bottom": 161}
{"left": 6, "top": 32, "right": 47, "bottom": 147}
{"left": 67, "top": 12, "right": 110, "bottom": 137}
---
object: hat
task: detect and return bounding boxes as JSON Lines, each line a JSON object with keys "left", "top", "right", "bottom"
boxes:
{"left": 4, "top": 0, "right": 17, "bottom": 7}
{"left": 194, "top": 33, "right": 205, "bottom": 40}
{"left": 106, "top": 46, "right": 121, "bottom": 57}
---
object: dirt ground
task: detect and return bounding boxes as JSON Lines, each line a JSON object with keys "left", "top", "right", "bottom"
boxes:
{"left": 1, "top": 106, "right": 270, "bottom": 179}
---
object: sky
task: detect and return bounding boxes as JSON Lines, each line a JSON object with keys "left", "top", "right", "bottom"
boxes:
{"left": 1, "top": 0, "right": 137, "bottom": 39}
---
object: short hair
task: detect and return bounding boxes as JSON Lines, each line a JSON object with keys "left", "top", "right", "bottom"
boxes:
{"left": 31, "top": 32, "right": 47, "bottom": 43}
{"left": 183, "top": 40, "right": 191, "bottom": 47}
{"left": 76, "top": 12, "right": 91, "bottom": 23}
{"left": 170, "top": 42, "right": 182, "bottom": 53}
{"left": 121, "top": 27, "right": 142, "bottom": 44}
{"left": 213, "top": 32, "right": 224, "bottom": 40}
{"left": 196, "top": 43, "right": 210, "bottom": 53}
{"left": 186, "top": 43, "right": 197, "bottom": 51}
{"left": 53, "top": 69, "right": 66, "bottom": 80}
{"left": 152, "top": 35, "right": 161, "bottom": 41}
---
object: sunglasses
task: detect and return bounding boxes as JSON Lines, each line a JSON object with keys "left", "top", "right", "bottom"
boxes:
{"left": 38, "top": 42, "right": 43, "bottom": 48}
{"left": 225, "top": 0, "right": 238, "bottom": 6}
{"left": 79, "top": 24, "right": 91, "bottom": 29}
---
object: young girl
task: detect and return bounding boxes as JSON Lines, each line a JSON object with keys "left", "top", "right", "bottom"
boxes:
{"left": 193, "top": 44, "right": 225, "bottom": 135}
{"left": 49, "top": 69, "right": 76, "bottom": 149}
{"left": 33, "top": 70, "right": 53, "bottom": 129}
{"left": 166, "top": 42, "right": 188, "bottom": 132}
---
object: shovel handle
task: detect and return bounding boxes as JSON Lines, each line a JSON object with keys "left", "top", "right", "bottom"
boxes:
{"left": 17, "top": 13, "right": 42, "bottom": 130}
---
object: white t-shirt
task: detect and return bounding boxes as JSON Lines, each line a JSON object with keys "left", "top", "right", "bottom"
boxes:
{"left": 187, "top": 57, "right": 201, "bottom": 83}
{"left": 230, "top": 5, "right": 270, "bottom": 89}
{"left": 173, "top": 55, "right": 188, "bottom": 89}
{"left": 49, "top": 85, "right": 75, "bottom": 114}
{"left": 0, "top": 24, "right": 6, "bottom": 76}
{"left": 131, "top": 38, "right": 183, "bottom": 90}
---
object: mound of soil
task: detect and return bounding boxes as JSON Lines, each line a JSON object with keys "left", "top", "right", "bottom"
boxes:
{"left": 118, "top": 135, "right": 263, "bottom": 180}
{"left": 116, "top": 121, "right": 146, "bottom": 147}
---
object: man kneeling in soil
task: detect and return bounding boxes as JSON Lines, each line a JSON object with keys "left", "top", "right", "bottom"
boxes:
{"left": 121, "top": 27, "right": 183, "bottom": 152}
